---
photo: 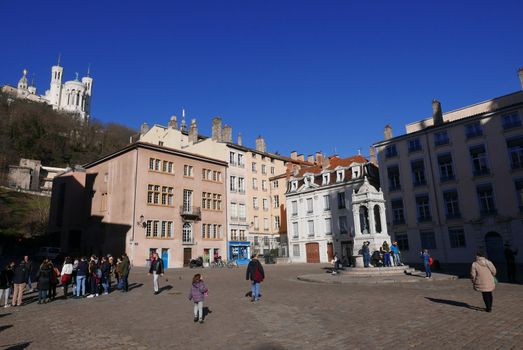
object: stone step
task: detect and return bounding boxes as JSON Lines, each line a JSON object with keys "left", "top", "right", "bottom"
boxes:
{"left": 340, "top": 266, "right": 417, "bottom": 276}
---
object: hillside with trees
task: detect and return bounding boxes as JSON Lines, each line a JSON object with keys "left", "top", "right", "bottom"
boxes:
{"left": 0, "top": 91, "right": 137, "bottom": 184}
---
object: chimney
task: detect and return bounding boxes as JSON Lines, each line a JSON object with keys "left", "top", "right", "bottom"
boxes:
{"left": 369, "top": 147, "right": 377, "bottom": 164}
{"left": 315, "top": 152, "right": 323, "bottom": 166}
{"left": 432, "top": 99, "right": 443, "bottom": 125}
{"left": 297, "top": 154, "right": 304, "bottom": 161}
{"left": 237, "top": 132, "right": 243, "bottom": 146}
{"left": 168, "top": 115, "right": 178, "bottom": 130}
{"left": 222, "top": 125, "right": 232, "bottom": 143}
{"left": 290, "top": 151, "right": 298, "bottom": 160}
{"left": 212, "top": 117, "right": 222, "bottom": 142}
{"left": 307, "top": 155, "right": 314, "bottom": 163}
{"left": 384, "top": 125, "right": 393, "bottom": 140}
{"left": 140, "top": 122, "right": 149, "bottom": 136}
{"left": 518, "top": 68, "right": 523, "bottom": 90}
{"left": 188, "top": 119, "right": 198, "bottom": 144}
{"left": 255, "top": 136, "right": 266, "bottom": 153}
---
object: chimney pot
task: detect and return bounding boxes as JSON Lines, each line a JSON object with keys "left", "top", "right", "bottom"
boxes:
{"left": 212, "top": 117, "right": 222, "bottom": 142}
{"left": 307, "top": 155, "right": 314, "bottom": 163}
{"left": 168, "top": 115, "right": 178, "bottom": 130}
{"left": 315, "top": 152, "right": 323, "bottom": 166}
{"left": 290, "top": 151, "right": 298, "bottom": 160}
{"left": 221, "top": 125, "right": 232, "bottom": 143}
{"left": 140, "top": 122, "right": 149, "bottom": 136}
{"left": 237, "top": 132, "right": 243, "bottom": 146}
{"left": 432, "top": 99, "right": 443, "bottom": 125}
{"left": 297, "top": 154, "right": 304, "bottom": 161}
{"left": 255, "top": 136, "right": 266, "bottom": 153}
{"left": 384, "top": 125, "right": 393, "bottom": 140}
{"left": 188, "top": 119, "right": 198, "bottom": 144}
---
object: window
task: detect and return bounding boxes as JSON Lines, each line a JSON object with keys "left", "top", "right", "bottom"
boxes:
{"left": 291, "top": 201, "right": 298, "bottom": 216}
{"left": 254, "top": 216, "right": 259, "bottom": 230}
{"left": 411, "top": 160, "right": 426, "bottom": 186}
{"left": 253, "top": 197, "right": 259, "bottom": 209}
{"left": 477, "top": 184, "right": 496, "bottom": 215}
{"left": 443, "top": 190, "right": 461, "bottom": 219}
{"left": 387, "top": 166, "right": 401, "bottom": 191}
{"left": 230, "top": 203, "right": 238, "bottom": 218}
{"left": 161, "top": 221, "right": 166, "bottom": 238}
{"left": 238, "top": 177, "right": 245, "bottom": 192}
{"left": 213, "top": 224, "right": 217, "bottom": 239}
{"left": 147, "top": 185, "right": 161, "bottom": 205}
{"left": 391, "top": 199, "right": 405, "bottom": 225}
{"left": 238, "top": 154, "right": 244, "bottom": 167}
{"left": 291, "top": 181, "right": 298, "bottom": 191}
{"left": 292, "top": 222, "right": 299, "bottom": 238}
{"left": 153, "top": 220, "right": 159, "bottom": 238}
{"left": 167, "top": 222, "right": 173, "bottom": 238}
{"left": 239, "top": 230, "right": 245, "bottom": 241}
{"left": 337, "top": 192, "right": 346, "bottom": 209}
{"left": 162, "top": 161, "right": 167, "bottom": 172}
{"left": 168, "top": 162, "right": 173, "bottom": 173}
{"left": 338, "top": 216, "right": 348, "bottom": 234}
{"left": 252, "top": 178, "right": 258, "bottom": 190}
{"left": 146, "top": 221, "right": 152, "bottom": 237}
{"left": 271, "top": 167, "right": 275, "bottom": 174}
{"left": 149, "top": 158, "right": 154, "bottom": 170}
{"left": 395, "top": 233, "right": 409, "bottom": 251}
{"left": 322, "top": 173, "right": 330, "bottom": 185}
{"left": 306, "top": 198, "right": 313, "bottom": 213}
{"left": 293, "top": 244, "right": 300, "bottom": 257}
{"left": 274, "top": 216, "right": 281, "bottom": 229}
{"left": 262, "top": 165, "right": 267, "bottom": 174}
{"left": 502, "top": 112, "right": 521, "bottom": 130}
{"left": 470, "top": 145, "right": 489, "bottom": 176}
{"left": 272, "top": 180, "right": 279, "bottom": 188}
{"left": 434, "top": 131, "right": 449, "bottom": 146}
{"left": 262, "top": 180, "right": 267, "bottom": 191}
{"left": 323, "top": 195, "right": 330, "bottom": 210}
{"left": 408, "top": 138, "right": 422, "bottom": 153}
{"left": 252, "top": 162, "right": 257, "bottom": 172}
{"left": 262, "top": 198, "right": 268, "bottom": 210}
{"left": 274, "top": 195, "right": 280, "bottom": 208}
{"left": 420, "top": 230, "right": 436, "bottom": 249}
{"left": 449, "top": 227, "right": 466, "bottom": 248}
{"left": 325, "top": 218, "right": 332, "bottom": 235}
{"left": 231, "top": 229, "right": 238, "bottom": 241}
{"left": 465, "top": 121, "right": 483, "bottom": 138}
{"left": 416, "top": 194, "right": 431, "bottom": 222}
{"left": 239, "top": 204, "right": 246, "bottom": 219}
{"left": 438, "top": 153, "right": 454, "bottom": 182}
{"left": 155, "top": 159, "right": 161, "bottom": 171}
{"left": 229, "top": 152, "right": 236, "bottom": 165}
{"left": 506, "top": 136, "right": 523, "bottom": 169}
{"left": 336, "top": 170, "right": 344, "bottom": 182}
{"left": 515, "top": 179, "right": 523, "bottom": 212}
{"left": 308, "top": 220, "right": 315, "bottom": 237}
{"left": 264, "top": 218, "right": 269, "bottom": 230}
{"left": 202, "top": 192, "right": 211, "bottom": 209}
{"left": 183, "top": 165, "right": 193, "bottom": 177}
{"left": 230, "top": 176, "right": 237, "bottom": 191}
{"left": 385, "top": 145, "right": 398, "bottom": 158}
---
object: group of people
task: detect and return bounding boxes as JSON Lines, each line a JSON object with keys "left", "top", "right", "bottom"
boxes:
{"left": 0, "top": 253, "right": 132, "bottom": 307}
{"left": 361, "top": 241, "right": 403, "bottom": 268}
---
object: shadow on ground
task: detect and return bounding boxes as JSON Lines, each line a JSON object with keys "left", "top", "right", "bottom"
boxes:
{"left": 425, "top": 297, "right": 484, "bottom": 311}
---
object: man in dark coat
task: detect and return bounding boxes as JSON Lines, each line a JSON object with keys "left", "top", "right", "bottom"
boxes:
{"left": 148, "top": 252, "right": 164, "bottom": 295}
{"left": 246, "top": 255, "right": 265, "bottom": 302}
{"left": 120, "top": 253, "right": 131, "bottom": 292}
{"left": 12, "top": 260, "right": 30, "bottom": 306}
{"left": 36, "top": 260, "right": 52, "bottom": 304}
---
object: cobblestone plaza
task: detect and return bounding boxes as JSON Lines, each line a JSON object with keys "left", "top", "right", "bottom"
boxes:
{"left": 1, "top": 264, "right": 522, "bottom": 350}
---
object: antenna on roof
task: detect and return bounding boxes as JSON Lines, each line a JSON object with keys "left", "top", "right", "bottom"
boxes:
{"left": 57, "top": 53, "right": 61, "bottom": 66}
{"left": 87, "top": 63, "right": 91, "bottom": 77}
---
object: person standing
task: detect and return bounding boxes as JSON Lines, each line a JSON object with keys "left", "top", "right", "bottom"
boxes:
{"left": 246, "top": 255, "right": 265, "bottom": 302}
{"left": 12, "top": 260, "right": 29, "bottom": 307}
{"left": 23, "top": 256, "right": 33, "bottom": 292}
{"left": 381, "top": 242, "right": 392, "bottom": 267}
{"left": 60, "top": 257, "right": 73, "bottom": 299}
{"left": 37, "top": 259, "right": 52, "bottom": 304}
{"left": 504, "top": 243, "right": 518, "bottom": 283}
{"left": 421, "top": 249, "right": 432, "bottom": 278}
{"left": 48, "top": 261, "right": 60, "bottom": 301}
{"left": 75, "top": 257, "right": 88, "bottom": 298}
{"left": 120, "top": 253, "right": 131, "bottom": 292}
{"left": 471, "top": 251, "right": 497, "bottom": 312}
{"left": 390, "top": 242, "right": 402, "bottom": 266}
{"left": 188, "top": 273, "right": 208, "bottom": 324}
{"left": 149, "top": 253, "right": 164, "bottom": 295}
{"left": 87, "top": 256, "right": 100, "bottom": 298}
{"left": 115, "top": 258, "right": 123, "bottom": 290}
{"left": 100, "top": 256, "right": 111, "bottom": 295}
{"left": 0, "top": 262, "right": 14, "bottom": 307}
{"left": 362, "top": 241, "right": 371, "bottom": 268}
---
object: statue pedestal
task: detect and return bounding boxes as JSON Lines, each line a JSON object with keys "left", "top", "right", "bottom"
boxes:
{"left": 354, "top": 255, "right": 364, "bottom": 268}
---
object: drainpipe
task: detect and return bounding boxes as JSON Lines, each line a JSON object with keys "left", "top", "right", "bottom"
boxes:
{"left": 130, "top": 148, "right": 139, "bottom": 266}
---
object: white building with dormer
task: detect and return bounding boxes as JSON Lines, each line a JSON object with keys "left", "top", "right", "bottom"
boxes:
{"left": 1, "top": 60, "right": 93, "bottom": 121}
{"left": 285, "top": 155, "right": 383, "bottom": 263}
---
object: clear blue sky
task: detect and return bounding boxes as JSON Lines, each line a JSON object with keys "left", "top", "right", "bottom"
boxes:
{"left": 1, "top": 0, "right": 522, "bottom": 158}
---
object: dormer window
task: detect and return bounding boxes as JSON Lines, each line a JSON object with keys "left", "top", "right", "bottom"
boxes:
{"left": 336, "top": 170, "right": 345, "bottom": 182}
{"left": 291, "top": 181, "right": 298, "bottom": 191}
{"left": 351, "top": 167, "right": 360, "bottom": 179}
{"left": 322, "top": 173, "right": 330, "bottom": 185}
{"left": 304, "top": 175, "right": 314, "bottom": 187}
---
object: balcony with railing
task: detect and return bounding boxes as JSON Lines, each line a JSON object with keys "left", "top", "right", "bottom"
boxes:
{"left": 179, "top": 206, "right": 201, "bottom": 220}
{"left": 182, "top": 236, "right": 195, "bottom": 245}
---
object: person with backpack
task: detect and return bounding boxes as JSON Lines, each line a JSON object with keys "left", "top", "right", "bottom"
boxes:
{"left": 188, "top": 273, "right": 208, "bottom": 324}
{"left": 471, "top": 251, "right": 497, "bottom": 312}
{"left": 246, "top": 254, "right": 265, "bottom": 302}
{"left": 75, "top": 257, "right": 88, "bottom": 298}
{"left": 148, "top": 252, "right": 164, "bottom": 295}
{"left": 420, "top": 249, "right": 432, "bottom": 278}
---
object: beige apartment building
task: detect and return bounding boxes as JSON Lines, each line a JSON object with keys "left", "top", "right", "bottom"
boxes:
{"left": 373, "top": 69, "right": 523, "bottom": 266}
{"left": 48, "top": 142, "right": 227, "bottom": 268}
{"left": 139, "top": 116, "right": 310, "bottom": 260}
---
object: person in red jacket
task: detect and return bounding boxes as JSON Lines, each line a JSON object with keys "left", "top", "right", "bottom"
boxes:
{"left": 246, "top": 255, "right": 265, "bottom": 302}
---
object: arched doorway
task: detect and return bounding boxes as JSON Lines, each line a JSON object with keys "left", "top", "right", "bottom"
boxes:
{"left": 485, "top": 232, "right": 504, "bottom": 264}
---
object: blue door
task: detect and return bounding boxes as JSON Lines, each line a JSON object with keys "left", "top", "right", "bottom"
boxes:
{"left": 161, "top": 249, "right": 169, "bottom": 269}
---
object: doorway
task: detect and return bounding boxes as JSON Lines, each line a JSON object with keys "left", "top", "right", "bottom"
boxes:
{"left": 485, "top": 232, "right": 504, "bottom": 264}
{"left": 161, "top": 248, "right": 169, "bottom": 269}
{"left": 327, "top": 243, "right": 334, "bottom": 262}
{"left": 183, "top": 248, "right": 192, "bottom": 267}
{"left": 305, "top": 243, "right": 320, "bottom": 263}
